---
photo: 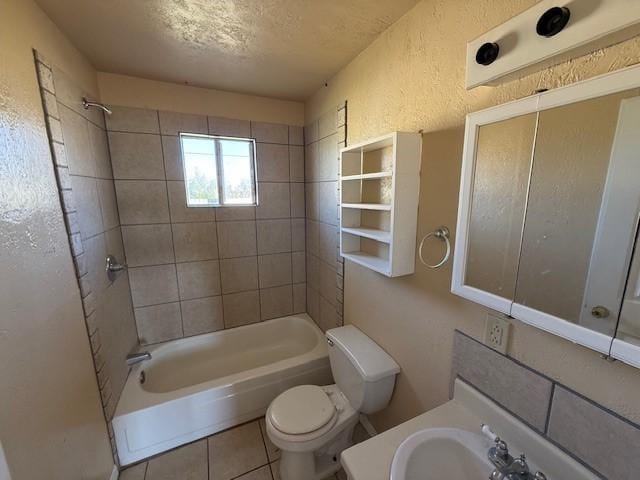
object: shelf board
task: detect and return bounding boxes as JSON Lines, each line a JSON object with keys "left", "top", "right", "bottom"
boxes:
{"left": 341, "top": 227, "right": 391, "bottom": 243}
{"left": 341, "top": 172, "right": 392, "bottom": 181}
{"left": 341, "top": 203, "right": 392, "bottom": 211}
{"left": 342, "top": 251, "right": 390, "bottom": 275}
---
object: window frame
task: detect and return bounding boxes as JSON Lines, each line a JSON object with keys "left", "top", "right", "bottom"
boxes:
{"left": 179, "top": 132, "right": 258, "bottom": 208}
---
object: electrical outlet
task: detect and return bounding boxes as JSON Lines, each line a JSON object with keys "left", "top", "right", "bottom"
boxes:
{"left": 484, "top": 314, "right": 511, "bottom": 354}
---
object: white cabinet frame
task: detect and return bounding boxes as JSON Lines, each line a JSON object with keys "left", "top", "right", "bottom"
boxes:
{"left": 452, "top": 63, "right": 640, "bottom": 359}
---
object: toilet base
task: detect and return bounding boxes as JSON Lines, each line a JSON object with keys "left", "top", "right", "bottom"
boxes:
{"left": 278, "top": 422, "right": 356, "bottom": 480}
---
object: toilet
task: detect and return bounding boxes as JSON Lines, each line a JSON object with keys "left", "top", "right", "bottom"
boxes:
{"left": 265, "top": 325, "right": 400, "bottom": 480}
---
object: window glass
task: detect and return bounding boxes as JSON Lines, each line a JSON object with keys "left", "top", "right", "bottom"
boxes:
{"left": 180, "top": 134, "right": 256, "bottom": 207}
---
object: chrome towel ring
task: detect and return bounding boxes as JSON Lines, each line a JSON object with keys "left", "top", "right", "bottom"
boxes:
{"left": 418, "top": 226, "right": 451, "bottom": 269}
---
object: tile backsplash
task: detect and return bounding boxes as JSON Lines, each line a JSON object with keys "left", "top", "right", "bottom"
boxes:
{"left": 106, "top": 107, "right": 306, "bottom": 345}
{"left": 452, "top": 330, "right": 640, "bottom": 479}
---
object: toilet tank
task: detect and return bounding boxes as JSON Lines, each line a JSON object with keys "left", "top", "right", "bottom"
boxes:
{"left": 326, "top": 326, "right": 400, "bottom": 414}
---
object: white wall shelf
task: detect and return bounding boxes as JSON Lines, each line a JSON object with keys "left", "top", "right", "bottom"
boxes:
{"left": 339, "top": 132, "right": 422, "bottom": 277}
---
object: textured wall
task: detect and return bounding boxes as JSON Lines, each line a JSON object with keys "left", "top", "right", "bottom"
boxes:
{"left": 0, "top": 0, "right": 114, "bottom": 478}
{"left": 305, "top": 0, "right": 640, "bottom": 431}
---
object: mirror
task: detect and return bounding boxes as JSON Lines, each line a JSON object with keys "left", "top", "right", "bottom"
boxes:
{"left": 453, "top": 70, "right": 640, "bottom": 365}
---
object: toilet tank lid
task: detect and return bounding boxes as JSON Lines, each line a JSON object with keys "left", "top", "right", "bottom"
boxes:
{"left": 326, "top": 325, "right": 400, "bottom": 382}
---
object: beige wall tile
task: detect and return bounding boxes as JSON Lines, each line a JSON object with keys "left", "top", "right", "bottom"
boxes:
{"left": 319, "top": 295, "right": 339, "bottom": 332}
{"left": 146, "top": 438, "right": 207, "bottom": 480}
{"left": 318, "top": 108, "right": 337, "bottom": 140}
{"left": 162, "top": 135, "right": 183, "bottom": 181}
{"left": 220, "top": 256, "right": 259, "bottom": 294}
{"left": 289, "top": 145, "right": 304, "bottom": 182}
{"left": 128, "top": 264, "right": 179, "bottom": 307}
{"left": 115, "top": 180, "right": 170, "bottom": 225}
{"left": 52, "top": 65, "right": 103, "bottom": 126}
{"left": 82, "top": 232, "right": 110, "bottom": 298}
{"left": 288, "top": 126, "right": 304, "bottom": 146}
{"left": 159, "top": 111, "right": 208, "bottom": 136}
{"left": 223, "top": 290, "right": 260, "bottom": 328}
{"left": 88, "top": 122, "right": 113, "bottom": 179}
{"left": 292, "top": 252, "right": 306, "bottom": 284}
{"left": 176, "top": 260, "right": 221, "bottom": 300}
{"left": 122, "top": 224, "right": 174, "bottom": 267}
{"left": 306, "top": 254, "right": 319, "bottom": 289}
{"left": 290, "top": 182, "right": 305, "bottom": 218}
{"left": 59, "top": 104, "right": 95, "bottom": 177}
{"left": 318, "top": 181, "right": 338, "bottom": 225}
{"left": 208, "top": 116, "right": 250, "bottom": 137}
{"left": 292, "top": 218, "right": 306, "bottom": 252}
{"left": 304, "top": 120, "right": 319, "bottom": 145}
{"left": 106, "top": 106, "right": 159, "bottom": 134}
{"left": 104, "top": 226, "right": 126, "bottom": 266}
{"left": 217, "top": 221, "right": 257, "bottom": 258}
{"left": 97, "top": 179, "right": 119, "bottom": 231}
{"left": 181, "top": 296, "right": 224, "bottom": 336}
{"left": 167, "top": 181, "right": 216, "bottom": 223}
{"left": 208, "top": 421, "right": 267, "bottom": 480}
{"left": 257, "top": 219, "right": 291, "bottom": 255}
{"left": 305, "top": 183, "right": 318, "bottom": 221}
{"left": 256, "top": 143, "right": 289, "bottom": 182}
{"left": 293, "top": 283, "right": 306, "bottom": 314}
{"left": 318, "top": 223, "right": 338, "bottom": 266}
{"left": 320, "top": 260, "right": 337, "bottom": 307}
{"left": 108, "top": 132, "right": 165, "bottom": 180}
{"left": 251, "top": 121, "right": 288, "bottom": 144}
{"left": 304, "top": 142, "right": 318, "bottom": 182}
{"left": 317, "top": 134, "right": 339, "bottom": 181}
{"left": 215, "top": 206, "right": 255, "bottom": 221}
{"left": 70, "top": 175, "right": 103, "bottom": 239}
{"left": 307, "top": 285, "right": 320, "bottom": 322}
{"left": 260, "top": 285, "right": 293, "bottom": 320}
{"left": 172, "top": 222, "right": 218, "bottom": 262}
{"left": 256, "top": 183, "right": 290, "bottom": 219}
{"left": 135, "top": 302, "right": 182, "bottom": 345}
{"left": 258, "top": 253, "right": 292, "bottom": 289}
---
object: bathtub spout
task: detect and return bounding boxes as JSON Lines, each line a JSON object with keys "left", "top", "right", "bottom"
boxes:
{"left": 126, "top": 351, "right": 152, "bottom": 366}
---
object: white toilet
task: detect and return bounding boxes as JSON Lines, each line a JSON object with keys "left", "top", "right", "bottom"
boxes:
{"left": 265, "top": 325, "right": 400, "bottom": 480}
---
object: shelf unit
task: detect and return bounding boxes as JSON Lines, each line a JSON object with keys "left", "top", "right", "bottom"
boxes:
{"left": 339, "top": 132, "right": 421, "bottom": 277}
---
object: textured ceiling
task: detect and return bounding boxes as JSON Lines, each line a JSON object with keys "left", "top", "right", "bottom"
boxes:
{"left": 35, "top": 0, "right": 420, "bottom": 101}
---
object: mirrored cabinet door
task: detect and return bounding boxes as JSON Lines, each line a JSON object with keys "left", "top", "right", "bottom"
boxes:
{"left": 513, "top": 90, "right": 639, "bottom": 338}
{"left": 465, "top": 114, "right": 536, "bottom": 300}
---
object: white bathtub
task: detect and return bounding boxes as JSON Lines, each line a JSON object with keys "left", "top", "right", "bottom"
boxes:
{"left": 113, "top": 313, "right": 332, "bottom": 465}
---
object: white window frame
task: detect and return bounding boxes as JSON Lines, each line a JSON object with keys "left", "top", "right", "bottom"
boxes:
{"left": 179, "top": 133, "right": 258, "bottom": 208}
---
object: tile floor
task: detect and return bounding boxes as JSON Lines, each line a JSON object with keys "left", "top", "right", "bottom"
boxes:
{"left": 119, "top": 417, "right": 365, "bottom": 480}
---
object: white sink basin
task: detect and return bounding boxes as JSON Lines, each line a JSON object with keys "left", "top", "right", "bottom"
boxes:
{"left": 390, "top": 428, "right": 494, "bottom": 480}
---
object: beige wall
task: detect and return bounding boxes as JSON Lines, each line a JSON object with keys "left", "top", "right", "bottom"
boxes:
{"left": 98, "top": 73, "right": 305, "bottom": 126}
{"left": 306, "top": 0, "right": 640, "bottom": 431}
{"left": 0, "top": 0, "right": 114, "bottom": 478}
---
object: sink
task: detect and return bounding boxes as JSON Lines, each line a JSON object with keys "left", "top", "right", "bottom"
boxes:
{"left": 390, "top": 428, "right": 494, "bottom": 480}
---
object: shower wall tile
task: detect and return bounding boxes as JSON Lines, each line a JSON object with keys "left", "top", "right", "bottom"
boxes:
{"left": 176, "top": 260, "right": 221, "bottom": 300}
{"left": 97, "top": 179, "right": 120, "bottom": 231}
{"left": 159, "top": 111, "right": 208, "bottom": 136}
{"left": 181, "top": 296, "right": 224, "bottom": 337}
{"left": 223, "top": 290, "right": 261, "bottom": 327}
{"left": 251, "top": 121, "right": 288, "bottom": 144}
{"left": 106, "top": 106, "right": 160, "bottom": 134}
{"left": 293, "top": 283, "right": 306, "bottom": 314}
{"left": 257, "top": 219, "right": 291, "bottom": 255}
{"left": 89, "top": 122, "right": 114, "bottom": 179}
{"left": 106, "top": 105, "right": 306, "bottom": 344}
{"left": 172, "top": 222, "right": 219, "bottom": 262}
{"left": 162, "top": 135, "right": 184, "bottom": 180}
{"left": 220, "top": 257, "right": 259, "bottom": 294}
{"left": 292, "top": 252, "right": 306, "bottom": 284}
{"left": 109, "top": 132, "right": 164, "bottom": 180}
{"left": 122, "top": 224, "right": 175, "bottom": 267}
{"left": 115, "top": 180, "right": 170, "bottom": 225}
{"left": 260, "top": 285, "right": 293, "bottom": 320}
{"left": 70, "top": 175, "right": 103, "bottom": 239}
{"left": 208, "top": 116, "right": 251, "bottom": 137}
{"left": 256, "top": 143, "right": 289, "bottom": 182}
{"left": 59, "top": 103, "right": 95, "bottom": 177}
{"left": 135, "top": 302, "right": 183, "bottom": 345}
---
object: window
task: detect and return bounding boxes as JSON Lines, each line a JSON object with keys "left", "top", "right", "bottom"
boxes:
{"left": 180, "top": 133, "right": 257, "bottom": 207}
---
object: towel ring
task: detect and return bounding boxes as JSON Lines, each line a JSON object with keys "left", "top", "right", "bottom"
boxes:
{"left": 418, "top": 226, "right": 451, "bottom": 269}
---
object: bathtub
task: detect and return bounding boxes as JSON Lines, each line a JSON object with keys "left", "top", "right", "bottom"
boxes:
{"left": 113, "top": 313, "right": 332, "bottom": 465}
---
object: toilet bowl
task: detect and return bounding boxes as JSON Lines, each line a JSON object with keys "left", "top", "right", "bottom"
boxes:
{"left": 266, "top": 325, "right": 400, "bottom": 480}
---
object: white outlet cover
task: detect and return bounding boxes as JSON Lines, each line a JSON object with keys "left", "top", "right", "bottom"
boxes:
{"left": 485, "top": 314, "right": 511, "bottom": 354}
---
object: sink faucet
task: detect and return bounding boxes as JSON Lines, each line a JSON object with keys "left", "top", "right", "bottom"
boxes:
{"left": 481, "top": 425, "right": 547, "bottom": 480}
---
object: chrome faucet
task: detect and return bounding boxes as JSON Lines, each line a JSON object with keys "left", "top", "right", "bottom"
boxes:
{"left": 481, "top": 425, "right": 547, "bottom": 480}
{"left": 126, "top": 351, "right": 151, "bottom": 366}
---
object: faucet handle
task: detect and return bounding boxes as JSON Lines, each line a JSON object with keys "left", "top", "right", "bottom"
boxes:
{"left": 533, "top": 472, "right": 547, "bottom": 480}
{"left": 482, "top": 424, "right": 509, "bottom": 456}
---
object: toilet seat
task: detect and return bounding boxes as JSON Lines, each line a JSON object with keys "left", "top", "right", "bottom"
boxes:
{"left": 269, "top": 385, "right": 337, "bottom": 435}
